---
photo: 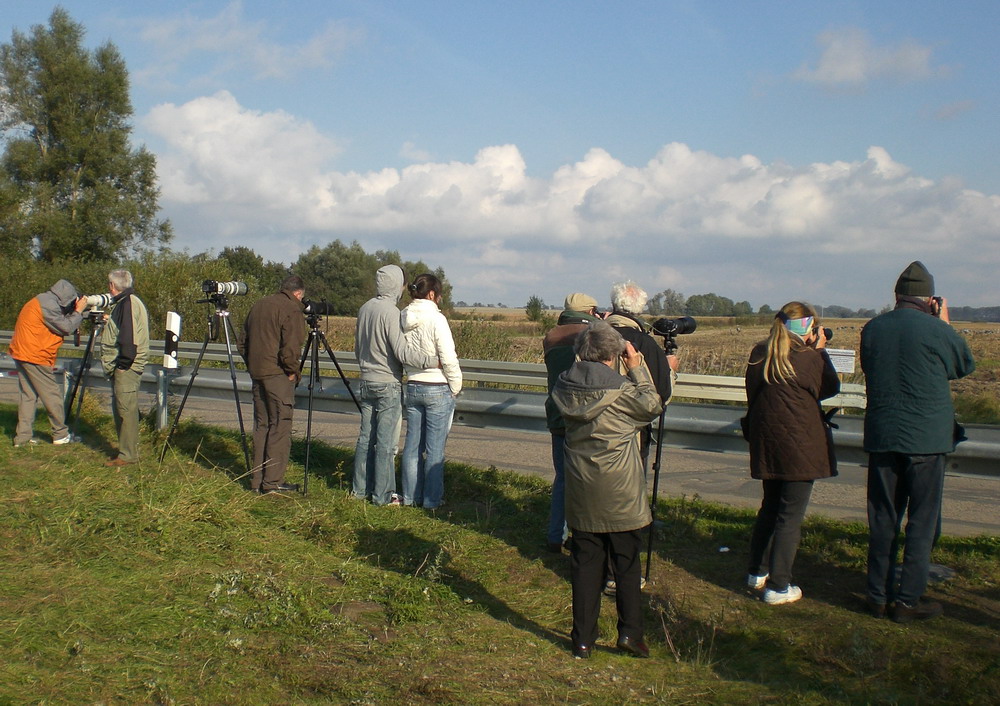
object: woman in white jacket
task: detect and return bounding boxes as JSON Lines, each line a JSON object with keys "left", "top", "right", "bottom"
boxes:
{"left": 400, "top": 273, "right": 462, "bottom": 509}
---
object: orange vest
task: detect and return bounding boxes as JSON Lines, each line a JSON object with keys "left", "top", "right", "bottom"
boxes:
{"left": 9, "top": 298, "right": 65, "bottom": 367}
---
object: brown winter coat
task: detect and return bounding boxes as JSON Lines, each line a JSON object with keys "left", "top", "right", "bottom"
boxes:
{"left": 744, "top": 342, "right": 840, "bottom": 481}
{"left": 240, "top": 290, "right": 306, "bottom": 380}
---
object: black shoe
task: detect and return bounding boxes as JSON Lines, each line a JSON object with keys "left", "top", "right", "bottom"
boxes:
{"left": 262, "top": 483, "right": 300, "bottom": 494}
{"left": 890, "top": 599, "right": 942, "bottom": 624}
{"left": 572, "top": 643, "right": 591, "bottom": 659}
{"left": 865, "top": 597, "right": 887, "bottom": 619}
{"left": 616, "top": 635, "right": 650, "bottom": 658}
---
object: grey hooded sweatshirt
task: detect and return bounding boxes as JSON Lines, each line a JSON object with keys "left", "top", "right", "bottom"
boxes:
{"left": 355, "top": 265, "right": 436, "bottom": 382}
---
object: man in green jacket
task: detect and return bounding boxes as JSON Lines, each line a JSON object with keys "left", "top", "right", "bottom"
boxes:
{"left": 861, "top": 261, "right": 975, "bottom": 623}
{"left": 101, "top": 270, "right": 150, "bottom": 466}
{"left": 542, "top": 292, "right": 603, "bottom": 552}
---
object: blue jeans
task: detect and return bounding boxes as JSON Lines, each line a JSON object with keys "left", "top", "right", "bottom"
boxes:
{"left": 547, "top": 434, "right": 567, "bottom": 545}
{"left": 353, "top": 380, "right": 403, "bottom": 505}
{"left": 866, "top": 452, "right": 945, "bottom": 606}
{"left": 401, "top": 383, "right": 455, "bottom": 509}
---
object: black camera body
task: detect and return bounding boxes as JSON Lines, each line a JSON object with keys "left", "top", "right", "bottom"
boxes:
{"left": 650, "top": 316, "right": 697, "bottom": 354}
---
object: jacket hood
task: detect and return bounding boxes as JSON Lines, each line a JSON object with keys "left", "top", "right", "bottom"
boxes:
{"left": 401, "top": 297, "right": 440, "bottom": 332}
{"left": 553, "top": 361, "right": 628, "bottom": 423}
{"left": 49, "top": 279, "right": 80, "bottom": 308}
{"left": 375, "top": 265, "right": 405, "bottom": 303}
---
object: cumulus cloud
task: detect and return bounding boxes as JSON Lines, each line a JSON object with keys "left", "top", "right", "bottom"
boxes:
{"left": 794, "top": 27, "right": 946, "bottom": 88}
{"left": 144, "top": 94, "right": 1000, "bottom": 308}
{"left": 132, "top": 1, "right": 362, "bottom": 85}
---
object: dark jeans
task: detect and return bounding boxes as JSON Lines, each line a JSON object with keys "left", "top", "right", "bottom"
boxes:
{"left": 570, "top": 528, "right": 644, "bottom": 647}
{"left": 747, "top": 479, "right": 814, "bottom": 591}
{"left": 866, "top": 452, "right": 945, "bottom": 606}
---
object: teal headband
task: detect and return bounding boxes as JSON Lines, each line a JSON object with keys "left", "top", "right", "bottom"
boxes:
{"left": 778, "top": 312, "right": 813, "bottom": 337}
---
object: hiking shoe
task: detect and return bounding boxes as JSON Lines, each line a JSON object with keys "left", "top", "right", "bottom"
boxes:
{"left": 52, "top": 434, "right": 79, "bottom": 445}
{"left": 14, "top": 438, "right": 39, "bottom": 448}
{"left": 890, "top": 599, "right": 942, "bottom": 624}
{"left": 763, "top": 585, "right": 803, "bottom": 605}
{"left": 865, "top": 597, "right": 887, "bottom": 619}
{"left": 389, "top": 493, "right": 403, "bottom": 506}
{"left": 746, "top": 573, "right": 768, "bottom": 591}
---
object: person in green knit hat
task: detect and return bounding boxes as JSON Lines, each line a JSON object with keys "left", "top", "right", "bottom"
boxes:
{"left": 861, "top": 261, "right": 975, "bottom": 623}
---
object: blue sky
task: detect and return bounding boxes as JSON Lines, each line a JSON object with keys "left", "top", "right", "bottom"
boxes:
{"left": 3, "top": 1, "right": 999, "bottom": 309}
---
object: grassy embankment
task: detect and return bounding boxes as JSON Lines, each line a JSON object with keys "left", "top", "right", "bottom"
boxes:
{"left": 1, "top": 400, "right": 998, "bottom": 704}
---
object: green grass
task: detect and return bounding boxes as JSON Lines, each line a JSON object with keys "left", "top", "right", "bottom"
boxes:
{"left": 1, "top": 402, "right": 998, "bottom": 704}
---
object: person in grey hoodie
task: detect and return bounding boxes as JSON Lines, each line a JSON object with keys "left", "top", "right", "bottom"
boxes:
{"left": 353, "top": 265, "right": 438, "bottom": 505}
{"left": 9, "top": 279, "right": 87, "bottom": 446}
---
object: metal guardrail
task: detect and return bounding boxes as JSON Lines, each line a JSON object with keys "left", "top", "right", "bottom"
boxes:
{"left": 1, "top": 333, "right": 997, "bottom": 478}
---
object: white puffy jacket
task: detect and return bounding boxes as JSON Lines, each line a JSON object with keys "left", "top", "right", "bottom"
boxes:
{"left": 401, "top": 298, "right": 462, "bottom": 396}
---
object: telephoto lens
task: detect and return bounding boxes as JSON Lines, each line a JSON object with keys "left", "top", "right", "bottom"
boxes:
{"left": 201, "top": 280, "right": 248, "bottom": 296}
{"left": 85, "top": 293, "right": 113, "bottom": 309}
{"left": 302, "top": 299, "right": 334, "bottom": 316}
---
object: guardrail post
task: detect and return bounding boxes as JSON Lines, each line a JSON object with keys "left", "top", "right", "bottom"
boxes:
{"left": 156, "top": 368, "right": 170, "bottom": 430}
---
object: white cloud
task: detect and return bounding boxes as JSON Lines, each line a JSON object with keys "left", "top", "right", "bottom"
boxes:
{"left": 794, "top": 27, "right": 945, "bottom": 88}
{"left": 144, "top": 94, "right": 1000, "bottom": 308}
{"left": 132, "top": 1, "right": 362, "bottom": 85}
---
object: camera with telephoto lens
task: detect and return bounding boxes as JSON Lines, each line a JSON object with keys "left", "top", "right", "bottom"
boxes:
{"left": 201, "top": 280, "right": 248, "bottom": 296}
{"left": 650, "top": 315, "right": 697, "bottom": 354}
{"left": 302, "top": 299, "right": 334, "bottom": 316}
{"left": 85, "top": 293, "right": 113, "bottom": 309}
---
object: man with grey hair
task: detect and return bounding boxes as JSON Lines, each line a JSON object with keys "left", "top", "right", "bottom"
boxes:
{"left": 101, "top": 269, "right": 149, "bottom": 466}
{"left": 607, "top": 281, "right": 677, "bottom": 467}
{"left": 553, "top": 320, "right": 662, "bottom": 659}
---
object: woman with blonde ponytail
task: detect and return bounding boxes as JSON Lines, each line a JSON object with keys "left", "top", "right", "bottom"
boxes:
{"left": 744, "top": 302, "right": 840, "bottom": 605}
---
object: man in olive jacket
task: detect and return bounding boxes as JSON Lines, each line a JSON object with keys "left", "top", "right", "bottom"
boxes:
{"left": 241, "top": 275, "right": 306, "bottom": 493}
{"left": 862, "top": 261, "right": 975, "bottom": 623}
{"left": 553, "top": 321, "right": 662, "bottom": 659}
{"left": 101, "top": 270, "right": 150, "bottom": 466}
{"left": 542, "top": 292, "right": 603, "bottom": 551}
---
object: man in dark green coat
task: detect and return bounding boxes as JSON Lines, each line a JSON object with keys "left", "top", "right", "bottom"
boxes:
{"left": 861, "top": 261, "right": 975, "bottom": 623}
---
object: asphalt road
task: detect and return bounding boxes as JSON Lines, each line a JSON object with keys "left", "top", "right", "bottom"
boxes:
{"left": 4, "top": 378, "right": 997, "bottom": 537}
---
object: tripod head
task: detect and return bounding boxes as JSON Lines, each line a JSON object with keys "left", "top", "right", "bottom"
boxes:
{"left": 196, "top": 293, "right": 231, "bottom": 311}
{"left": 304, "top": 312, "right": 324, "bottom": 330}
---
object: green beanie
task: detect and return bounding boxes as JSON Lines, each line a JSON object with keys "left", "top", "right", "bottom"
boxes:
{"left": 895, "top": 261, "right": 935, "bottom": 297}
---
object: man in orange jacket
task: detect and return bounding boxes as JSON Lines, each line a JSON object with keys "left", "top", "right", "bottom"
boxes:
{"left": 9, "top": 280, "right": 87, "bottom": 446}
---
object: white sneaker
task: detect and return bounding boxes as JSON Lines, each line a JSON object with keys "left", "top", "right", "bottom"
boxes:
{"left": 746, "top": 573, "right": 768, "bottom": 590}
{"left": 14, "top": 438, "right": 39, "bottom": 448}
{"left": 603, "top": 577, "right": 647, "bottom": 596}
{"left": 763, "top": 585, "right": 803, "bottom": 605}
{"left": 52, "top": 434, "right": 79, "bottom": 445}
{"left": 389, "top": 493, "right": 403, "bottom": 506}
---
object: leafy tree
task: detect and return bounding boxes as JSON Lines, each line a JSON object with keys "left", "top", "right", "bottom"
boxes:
{"left": 685, "top": 292, "right": 735, "bottom": 316}
{"left": 0, "top": 8, "right": 171, "bottom": 261}
{"left": 292, "top": 240, "right": 446, "bottom": 315}
{"left": 758, "top": 303, "right": 774, "bottom": 315}
{"left": 733, "top": 300, "right": 753, "bottom": 316}
{"left": 219, "top": 246, "right": 287, "bottom": 293}
{"left": 525, "top": 295, "right": 545, "bottom": 322}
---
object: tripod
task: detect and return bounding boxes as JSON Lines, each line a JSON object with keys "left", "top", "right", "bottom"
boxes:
{"left": 159, "top": 294, "right": 252, "bottom": 478}
{"left": 65, "top": 310, "right": 107, "bottom": 439}
{"left": 644, "top": 334, "right": 679, "bottom": 583}
{"left": 297, "top": 312, "right": 361, "bottom": 495}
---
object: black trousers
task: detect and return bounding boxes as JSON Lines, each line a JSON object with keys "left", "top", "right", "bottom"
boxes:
{"left": 570, "top": 527, "right": 644, "bottom": 647}
{"left": 747, "top": 479, "right": 814, "bottom": 591}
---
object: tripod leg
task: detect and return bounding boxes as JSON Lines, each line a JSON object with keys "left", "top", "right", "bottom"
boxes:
{"left": 644, "top": 409, "right": 667, "bottom": 583}
{"left": 221, "top": 315, "right": 252, "bottom": 477}
{"left": 317, "top": 330, "right": 362, "bottom": 413}
{"left": 66, "top": 322, "right": 102, "bottom": 437}
{"left": 303, "top": 333, "right": 320, "bottom": 495}
{"left": 159, "top": 332, "right": 212, "bottom": 463}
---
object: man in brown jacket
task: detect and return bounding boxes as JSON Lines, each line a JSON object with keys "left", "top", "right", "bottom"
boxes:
{"left": 241, "top": 275, "right": 306, "bottom": 493}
